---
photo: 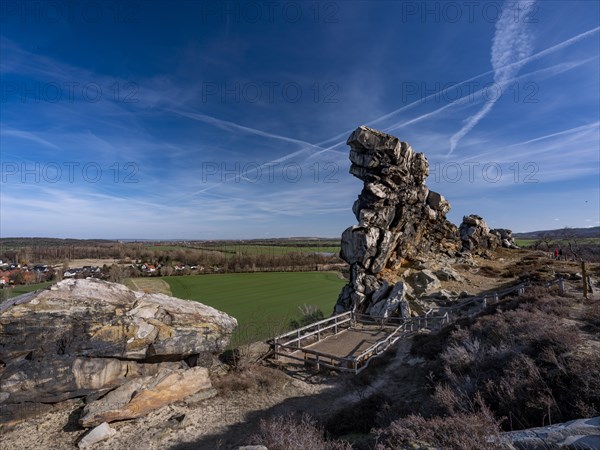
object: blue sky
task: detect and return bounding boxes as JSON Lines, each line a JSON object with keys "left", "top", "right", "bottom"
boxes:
{"left": 1, "top": 0, "right": 599, "bottom": 239}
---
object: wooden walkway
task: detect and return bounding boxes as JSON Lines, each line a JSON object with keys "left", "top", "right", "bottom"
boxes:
{"left": 269, "top": 277, "right": 566, "bottom": 374}
{"left": 270, "top": 311, "right": 448, "bottom": 373}
{"left": 303, "top": 325, "right": 390, "bottom": 358}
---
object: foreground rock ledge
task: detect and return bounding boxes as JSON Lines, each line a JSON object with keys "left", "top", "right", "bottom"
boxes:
{"left": 0, "top": 278, "right": 237, "bottom": 426}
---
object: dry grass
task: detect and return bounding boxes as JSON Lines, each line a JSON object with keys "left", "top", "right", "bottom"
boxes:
{"left": 124, "top": 277, "right": 172, "bottom": 295}
{"left": 375, "top": 405, "right": 502, "bottom": 450}
{"left": 249, "top": 413, "right": 353, "bottom": 450}
{"left": 212, "top": 363, "right": 288, "bottom": 395}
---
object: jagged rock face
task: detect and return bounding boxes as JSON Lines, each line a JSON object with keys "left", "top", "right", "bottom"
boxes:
{"left": 459, "top": 214, "right": 502, "bottom": 253}
{"left": 491, "top": 228, "right": 519, "bottom": 249}
{"left": 0, "top": 279, "right": 236, "bottom": 427}
{"left": 335, "top": 126, "right": 459, "bottom": 316}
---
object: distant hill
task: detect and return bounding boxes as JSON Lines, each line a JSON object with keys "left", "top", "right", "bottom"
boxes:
{"left": 513, "top": 226, "right": 600, "bottom": 240}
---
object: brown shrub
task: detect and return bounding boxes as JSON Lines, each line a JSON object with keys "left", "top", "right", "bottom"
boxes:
{"left": 375, "top": 401, "right": 502, "bottom": 450}
{"left": 213, "top": 364, "right": 287, "bottom": 395}
{"left": 582, "top": 297, "right": 600, "bottom": 328}
{"left": 249, "top": 413, "right": 353, "bottom": 450}
{"left": 433, "top": 298, "right": 593, "bottom": 429}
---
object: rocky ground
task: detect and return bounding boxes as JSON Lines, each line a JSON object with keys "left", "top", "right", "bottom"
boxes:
{"left": 1, "top": 248, "right": 597, "bottom": 450}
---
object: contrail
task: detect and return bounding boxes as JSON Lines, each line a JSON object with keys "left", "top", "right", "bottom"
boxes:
{"left": 462, "top": 121, "right": 600, "bottom": 162}
{"left": 169, "top": 109, "right": 326, "bottom": 152}
{"left": 448, "top": 0, "right": 536, "bottom": 154}
{"left": 384, "top": 57, "right": 595, "bottom": 135}
{"left": 508, "top": 121, "right": 600, "bottom": 147}
{"left": 171, "top": 25, "right": 599, "bottom": 200}
{"left": 1, "top": 129, "right": 60, "bottom": 150}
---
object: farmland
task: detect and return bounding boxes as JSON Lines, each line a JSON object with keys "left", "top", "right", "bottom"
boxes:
{"left": 516, "top": 237, "right": 600, "bottom": 248}
{"left": 162, "top": 271, "right": 346, "bottom": 342}
{"left": 2, "top": 281, "right": 54, "bottom": 299}
{"left": 147, "top": 243, "right": 340, "bottom": 257}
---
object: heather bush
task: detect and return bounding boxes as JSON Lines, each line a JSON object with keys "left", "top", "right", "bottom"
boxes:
{"left": 375, "top": 400, "right": 502, "bottom": 450}
{"left": 249, "top": 413, "right": 353, "bottom": 450}
{"left": 410, "top": 292, "right": 598, "bottom": 430}
{"left": 434, "top": 298, "right": 600, "bottom": 429}
{"left": 582, "top": 297, "right": 600, "bottom": 328}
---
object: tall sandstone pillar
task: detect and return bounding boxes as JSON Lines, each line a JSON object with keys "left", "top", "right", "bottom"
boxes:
{"left": 335, "top": 126, "right": 459, "bottom": 316}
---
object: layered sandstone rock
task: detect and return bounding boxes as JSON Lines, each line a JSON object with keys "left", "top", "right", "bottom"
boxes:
{"left": 79, "top": 366, "right": 215, "bottom": 427}
{"left": 0, "top": 278, "right": 237, "bottom": 427}
{"left": 335, "top": 126, "right": 460, "bottom": 316}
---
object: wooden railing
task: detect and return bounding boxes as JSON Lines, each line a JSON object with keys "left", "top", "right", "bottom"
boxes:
{"left": 429, "top": 278, "right": 565, "bottom": 316}
{"left": 268, "top": 278, "right": 565, "bottom": 374}
{"left": 270, "top": 311, "right": 353, "bottom": 359}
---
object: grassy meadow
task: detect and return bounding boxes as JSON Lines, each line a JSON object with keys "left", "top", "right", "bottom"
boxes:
{"left": 162, "top": 271, "right": 346, "bottom": 342}
{"left": 2, "top": 281, "right": 55, "bottom": 299}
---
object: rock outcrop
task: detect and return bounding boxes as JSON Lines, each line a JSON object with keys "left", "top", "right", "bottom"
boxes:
{"left": 0, "top": 278, "right": 237, "bottom": 427}
{"left": 501, "top": 416, "right": 600, "bottom": 449}
{"left": 491, "top": 228, "right": 519, "bottom": 249}
{"left": 459, "top": 214, "right": 500, "bottom": 253}
{"left": 459, "top": 215, "right": 519, "bottom": 252}
{"left": 335, "top": 126, "right": 460, "bottom": 316}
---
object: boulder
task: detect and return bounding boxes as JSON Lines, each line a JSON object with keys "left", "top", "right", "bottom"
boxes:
{"left": 0, "top": 279, "right": 236, "bottom": 426}
{"left": 368, "top": 282, "right": 411, "bottom": 318}
{"left": 429, "top": 290, "right": 458, "bottom": 301}
{"left": 340, "top": 225, "right": 380, "bottom": 268}
{"left": 78, "top": 422, "right": 117, "bottom": 448}
{"left": 491, "top": 228, "right": 519, "bottom": 249}
{"left": 79, "top": 366, "right": 216, "bottom": 427}
{"left": 501, "top": 416, "right": 600, "bottom": 449}
{"left": 435, "top": 266, "right": 464, "bottom": 282}
{"left": 406, "top": 270, "right": 441, "bottom": 296}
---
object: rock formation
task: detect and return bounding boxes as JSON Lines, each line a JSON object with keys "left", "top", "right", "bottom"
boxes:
{"left": 0, "top": 278, "right": 237, "bottom": 428}
{"left": 459, "top": 214, "right": 500, "bottom": 253}
{"left": 491, "top": 228, "right": 519, "bottom": 249}
{"left": 335, "top": 126, "right": 460, "bottom": 316}
{"left": 459, "top": 215, "right": 519, "bottom": 252}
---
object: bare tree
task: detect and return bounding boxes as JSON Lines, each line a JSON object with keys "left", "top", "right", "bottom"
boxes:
{"left": 539, "top": 233, "right": 555, "bottom": 257}
{"left": 561, "top": 227, "right": 580, "bottom": 261}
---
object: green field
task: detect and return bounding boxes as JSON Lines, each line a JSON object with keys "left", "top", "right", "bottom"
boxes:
{"left": 515, "top": 239, "right": 536, "bottom": 247}
{"left": 147, "top": 244, "right": 339, "bottom": 256}
{"left": 216, "top": 245, "right": 339, "bottom": 255}
{"left": 515, "top": 237, "right": 600, "bottom": 248}
{"left": 163, "top": 271, "right": 346, "bottom": 342}
{"left": 2, "top": 281, "right": 54, "bottom": 299}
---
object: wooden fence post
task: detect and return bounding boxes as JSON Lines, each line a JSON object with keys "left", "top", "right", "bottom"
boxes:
{"left": 582, "top": 261, "right": 588, "bottom": 299}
